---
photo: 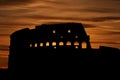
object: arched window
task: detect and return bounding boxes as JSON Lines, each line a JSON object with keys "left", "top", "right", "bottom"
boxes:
{"left": 66, "top": 41, "right": 71, "bottom": 46}
{"left": 82, "top": 42, "right": 86, "bottom": 49}
{"left": 74, "top": 41, "right": 79, "bottom": 46}
{"left": 59, "top": 42, "right": 64, "bottom": 46}
{"left": 52, "top": 42, "right": 56, "bottom": 46}
{"left": 35, "top": 43, "right": 37, "bottom": 47}
{"left": 40, "top": 43, "right": 43, "bottom": 47}
{"left": 74, "top": 41, "right": 79, "bottom": 49}
{"left": 46, "top": 42, "right": 50, "bottom": 46}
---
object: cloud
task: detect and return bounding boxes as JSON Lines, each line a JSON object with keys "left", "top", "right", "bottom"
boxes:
{"left": 0, "top": 45, "right": 9, "bottom": 51}
{"left": 82, "top": 24, "right": 97, "bottom": 28}
{"left": 0, "top": 34, "right": 9, "bottom": 36}
{"left": 23, "top": 14, "right": 120, "bottom": 22}
{"left": 66, "top": 8, "right": 120, "bottom": 13}
{"left": 104, "top": 31, "right": 120, "bottom": 35}
{"left": 0, "top": 0, "right": 64, "bottom": 9}
{"left": 42, "top": 22, "right": 97, "bottom": 28}
{"left": 89, "top": 17, "right": 120, "bottom": 22}
{"left": 92, "top": 41, "right": 120, "bottom": 44}
{"left": 0, "top": 56, "right": 8, "bottom": 68}
{"left": 0, "top": 21, "right": 36, "bottom": 26}
{"left": 0, "top": 13, "right": 120, "bottom": 27}
{"left": 0, "top": 0, "right": 34, "bottom": 7}
{"left": 83, "top": 8, "right": 120, "bottom": 13}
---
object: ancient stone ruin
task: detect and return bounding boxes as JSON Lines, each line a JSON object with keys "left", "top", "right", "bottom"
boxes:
{"left": 8, "top": 22, "right": 120, "bottom": 79}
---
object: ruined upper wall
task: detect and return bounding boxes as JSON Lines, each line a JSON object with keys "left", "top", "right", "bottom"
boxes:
{"left": 10, "top": 22, "right": 90, "bottom": 49}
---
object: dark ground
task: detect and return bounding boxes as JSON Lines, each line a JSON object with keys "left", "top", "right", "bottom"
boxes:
{"left": 1, "top": 47, "right": 120, "bottom": 79}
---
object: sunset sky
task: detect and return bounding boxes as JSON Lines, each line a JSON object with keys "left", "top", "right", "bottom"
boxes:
{"left": 0, "top": 0, "right": 120, "bottom": 68}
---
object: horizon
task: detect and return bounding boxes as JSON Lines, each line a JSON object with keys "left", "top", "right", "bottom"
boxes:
{"left": 0, "top": 0, "right": 120, "bottom": 68}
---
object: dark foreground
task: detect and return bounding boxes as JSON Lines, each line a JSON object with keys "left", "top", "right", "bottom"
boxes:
{"left": 0, "top": 69, "right": 8, "bottom": 80}
{"left": 1, "top": 46, "right": 120, "bottom": 80}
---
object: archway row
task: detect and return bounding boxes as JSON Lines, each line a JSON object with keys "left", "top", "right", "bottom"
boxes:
{"left": 30, "top": 41, "right": 87, "bottom": 49}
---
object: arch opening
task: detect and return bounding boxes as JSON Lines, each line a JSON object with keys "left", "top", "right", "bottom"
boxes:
{"left": 74, "top": 41, "right": 79, "bottom": 46}
{"left": 35, "top": 43, "right": 37, "bottom": 47}
{"left": 66, "top": 41, "right": 71, "bottom": 46}
{"left": 46, "top": 42, "right": 50, "bottom": 46}
{"left": 59, "top": 42, "right": 64, "bottom": 46}
{"left": 52, "top": 42, "right": 56, "bottom": 46}
{"left": 74, "top": 41, "right": 79, "bottom": 49}
{"left": 82, "top": 42, "right": 87, "bottom": 49}
{"left": 40, "top": 43, "right": 43, "bottom": 47}
{"left": 30, "top": 44, "right": 32, "bottom": 47}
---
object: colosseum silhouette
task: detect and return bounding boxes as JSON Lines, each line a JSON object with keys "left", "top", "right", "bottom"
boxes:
{"left": 8, "top": 22, "right": 120, "bottom": 79}
{"left": 10, "top": 22, "right": 91, "bottom": 50}
{"left": 9, "top": 23, "right": 91, "bottom": 68}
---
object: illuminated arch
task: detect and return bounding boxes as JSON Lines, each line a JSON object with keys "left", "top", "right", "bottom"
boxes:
{"left": 52, "top": 42, "right": 56, "bottom": 46}
{"left": 59, "top": 41, "right": 64, "bottom": 46}
{"left": 46, "top": 42, "right": 50, "bottom": 46}
{"left": 35, "top": 43, "right": 37, "bottom": 47}
{"left": 40, "top": 43, "right": 43, "bottom": 47}
{"left": 66, "top": 41, "right": 71, "bottom": 46}
{"left": 82, "top": 42, "right": 87, "bottom": 49}
{"left": 74, "top": 41, "right": 79, "bottom": 49}
{"left": 74, "top": 41, "right": 79, "bottom": 46}
{"left": 30, "top": 44, "right": 32, "bottom": 47}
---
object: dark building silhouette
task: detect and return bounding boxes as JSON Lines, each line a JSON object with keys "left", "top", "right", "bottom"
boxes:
{"left": 10, "top": 22, "right": 91, "bottom": 50}
{"left": 8, "top": 23, "right": 91, "bottom": 75}
{"left": 8, "top": 22, "right": 120, "bottom": 79}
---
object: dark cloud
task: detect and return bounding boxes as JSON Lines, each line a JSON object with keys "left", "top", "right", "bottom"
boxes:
{"left": 21, "top": 15, "right": 68, "bottom": 21}
{"left": 0, "top": 34, "right": 9, "bottom": 36}
{"left": 0, "top": 21, "right": 36, "bottom": 26}
{"left": 43, "top": 22, "right": 97, "bottom": 28}
{"left": 92, "top": 41, "right": 120, "bottom": 44}
{"left": 23, "top": 15, "right": 120, "bottom": 22}
{"left": 0, "top": 0, "right": 64, "bottom": 8}
{"left": 0, "top": 56, "right": 8, "bottom": 68}
{"left": 0, "top": 45, "right": 9, "bottom": 51}
{"left": 59, "top": 7, "right": 120, "bottom": 13}
{"left": 80, "top": 8, "right": 120, "bottom": 13}
{"left": 0, "top": 0, "right": 34, "bottom": 6}
{"left": 105, "top": 31, "right": 120, "bottom": 35}
{"left": 0, "top": 12, "right": 120, "bottom": 27}
{"left": 110, "top": 32, "right": 120, "bottom": 34}
{"left": 82, "top": 24, "right": 97, "bottom": 28}
{"left": 89, "top": 17, "right": 120, "bottom": 22}
{"left": 25, "top": 15, "right": 77, "bottom": 20}
{"left": 0, "top": 9, "right": 34, "bottom": 15}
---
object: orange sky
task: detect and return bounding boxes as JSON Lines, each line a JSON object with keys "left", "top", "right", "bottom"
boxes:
{"left": 0, "top": 0, "right": 120, "bottom": 68}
